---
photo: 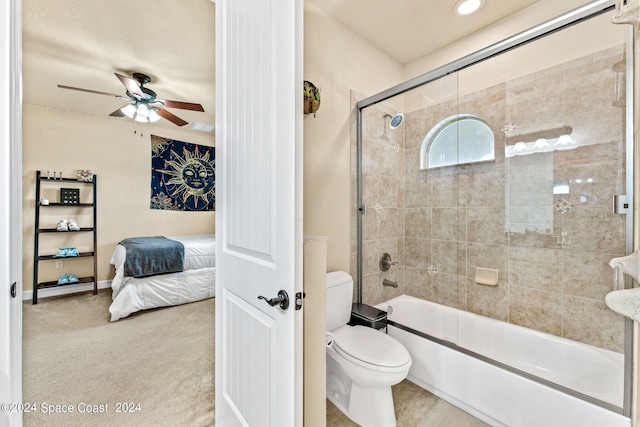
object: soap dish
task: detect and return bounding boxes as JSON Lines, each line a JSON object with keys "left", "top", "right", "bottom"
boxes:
{"left": 475, "top": 267, "right": 499, "bottom": 286}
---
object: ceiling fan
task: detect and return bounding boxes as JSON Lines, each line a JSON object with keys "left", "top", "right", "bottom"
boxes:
{"left": 57, "top": 72, "right": 204, "bottom": 127}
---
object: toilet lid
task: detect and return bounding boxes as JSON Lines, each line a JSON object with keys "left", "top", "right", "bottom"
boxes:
{"left": 332, "top": 325, "right": 411, "bottom": 368}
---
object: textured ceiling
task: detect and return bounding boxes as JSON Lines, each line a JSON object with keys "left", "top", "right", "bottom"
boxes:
{"left": 22, "top": 0, "right": 543, "bottom": 128}
{"left": 22, "top": 0, "right": 216, "bottom": 131}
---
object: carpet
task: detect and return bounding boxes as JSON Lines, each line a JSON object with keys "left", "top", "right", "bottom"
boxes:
{"left": 22, "top": 290, "right": 215, "bottom": 427}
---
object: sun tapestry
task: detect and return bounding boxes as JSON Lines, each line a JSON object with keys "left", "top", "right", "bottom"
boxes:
{"left": 150, "top": 135, "right": 215, "bottom": 211}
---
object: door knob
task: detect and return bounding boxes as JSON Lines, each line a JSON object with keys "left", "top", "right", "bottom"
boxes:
{"left": 258, "top": 290, "right": 290, "bottom": 310}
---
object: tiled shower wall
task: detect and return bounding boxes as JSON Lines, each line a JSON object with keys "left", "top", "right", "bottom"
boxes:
{"left": 352, "top": 45, "right": 628, "bottom": 353}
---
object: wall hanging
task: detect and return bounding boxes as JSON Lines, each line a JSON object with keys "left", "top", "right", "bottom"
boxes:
{"left": 150, "top": 135, "right": 216, "bottom": 211}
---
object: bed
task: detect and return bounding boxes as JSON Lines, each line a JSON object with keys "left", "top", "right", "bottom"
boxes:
{"left": 109, "top": 234, "right": 215, "bottom": 321}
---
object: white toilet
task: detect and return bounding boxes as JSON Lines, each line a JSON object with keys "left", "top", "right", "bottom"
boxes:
{"left": 326, "top": 271, "right": 412, "bottom": 427}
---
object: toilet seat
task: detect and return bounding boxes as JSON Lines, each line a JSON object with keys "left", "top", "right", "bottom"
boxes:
{"left": 332, "top": 325, "right": 411, "bottom": 371}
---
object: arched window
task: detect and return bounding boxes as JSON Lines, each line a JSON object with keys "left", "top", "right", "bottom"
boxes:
{"left": 420, "top": 114, "right": 495, "bottom": 170}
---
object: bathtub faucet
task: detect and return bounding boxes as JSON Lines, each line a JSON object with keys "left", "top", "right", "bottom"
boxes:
{"left": 383, "top": 279, "right": 398, "bottom": 288}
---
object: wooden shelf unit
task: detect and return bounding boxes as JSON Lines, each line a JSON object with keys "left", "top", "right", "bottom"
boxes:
{"left": 32, "top": 170, "right": 97, "bottom": 304}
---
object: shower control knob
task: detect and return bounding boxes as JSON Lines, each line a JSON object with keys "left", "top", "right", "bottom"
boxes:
{"left": 258, "top": 290, "right": 290, "bottom": 310}
{"left": 379, "top": 253, "right": 398, "bottom": 271}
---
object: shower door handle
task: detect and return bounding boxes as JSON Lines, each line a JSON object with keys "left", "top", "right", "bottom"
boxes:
{"left": 613, "top": 264, "right": 623, "bottom": 291}
{"left": 613, "top": 195, "right": 629, "bottom": 214}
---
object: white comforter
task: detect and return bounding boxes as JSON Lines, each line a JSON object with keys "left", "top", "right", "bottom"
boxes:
{"left": 109, "top": 234, "right": 216, "bottom": 321}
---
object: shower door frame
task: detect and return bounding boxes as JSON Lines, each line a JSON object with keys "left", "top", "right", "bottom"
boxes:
{"left": 355, "top": 0, "right": 634, "bottom": 416}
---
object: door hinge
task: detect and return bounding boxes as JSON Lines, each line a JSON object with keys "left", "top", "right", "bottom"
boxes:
{"left": 10, "top": 282, "right": 16, "bottom": 298}
{"left": 295, "top": 292, "right": 306, "bottom": 310}
{"left": 613, "top": 195, "right": 629, "bottom": 215}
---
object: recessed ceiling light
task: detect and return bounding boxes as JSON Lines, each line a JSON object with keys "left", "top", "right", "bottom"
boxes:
{"left": 454, "top": 0, "right": 485, "bottom": 16}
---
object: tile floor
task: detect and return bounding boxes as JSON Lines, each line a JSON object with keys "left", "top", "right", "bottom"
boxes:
{"left": 326, "top": 379, "right": 490, "bottom": 427}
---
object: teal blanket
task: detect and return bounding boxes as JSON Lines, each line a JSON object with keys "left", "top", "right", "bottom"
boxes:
{"left": 120, "top": 236, "right": 185, "bottom": 278}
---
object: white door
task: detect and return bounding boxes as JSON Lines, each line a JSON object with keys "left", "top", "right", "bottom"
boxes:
{"left": 214, "top": 0, "right": 303, "bottom": 426}
{"left": 0, "top": 1, "right": 23, "bottom": 426}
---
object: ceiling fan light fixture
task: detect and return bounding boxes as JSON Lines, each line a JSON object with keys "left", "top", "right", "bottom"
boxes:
{"left": 121, "top": 103, "right": 161, "bottom": 123}
{"left": 134, "top": 104, "right": 151, "bottom": 122}
{"left": 121, "top": 104, "right": 137, "bottom": 119}
{"left": 61, "top": 72, "right": 203, "bottom": 127}
{"left": 148, "top": 109, "right": 162, "bottom": 123}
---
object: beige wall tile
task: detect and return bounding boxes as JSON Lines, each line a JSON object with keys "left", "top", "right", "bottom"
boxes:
{"left": 465, "top": 167, "right": 505, "bottom": 208}
{"left": 362, "top": 273, "right": 384, "bottom": 306}
{"left": 432, "top": 208, "right": 459, "bottom": 242}
{"left": 562, "top": 205, "right": 626, "bottom": 255}
{"left": 561, "top": 250, "right": 613, "bottom": 301}
{"left": 362, "top": 239, "right": 381, "bottom": 276}
{"left": 566, "top": 108, "right": 624, "bottom": 148}
{"left": 432, "top": 240, "right": 460, "bottom": 276}
{"left": 467, "top": 279, "right": 508, "bottom": 321}
{"left": 404, "top": 267, "right": 433, "bottom": 301}
{"left": 467, "top": 206, "right": 507, "bottom": 245}
{"left": 362, "top": 208, "right": 378, "bottom": 241}
{"left": 431, "top": 173, "right": 464, "bottom": 208}
{"left": 509, "top": 286, "right": 562, "bottom": 335}
{"left": 378, "top": 208, "right": 400, "bottom": 239}
{"left": 508, "top": 246, "right": 561, "bottom": 292}
{"left": 433, "top": 274, "right": 467, "bottom": 310}
{"left": 466, "top": 243, "right": 507, "bottom": 282}
{"left": 563, "top": 295, "right": 625, "bottom": 352}
{"left": 405, "top": 238, "right": 431, "bottom": 269}
{"left": 562, "top": 156, "right": 621, "bottom": 207}
{"left": 378, "top": 175, "right": 400, "bottom": 208}
{"left": 405, "top": 177, "right": 431, "bottom": 208}
{"left": 405, "top": 208, "right": 431, "bottom": 239}
{"left": 405, "top": 109, "right": 433, "bottom": 150}
{"left": 405, "top": 147, "right": 422, "bottom": 179}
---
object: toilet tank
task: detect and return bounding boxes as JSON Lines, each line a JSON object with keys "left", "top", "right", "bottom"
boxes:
{"left": 326, "top": 271, "right": 354, "bottom": 332}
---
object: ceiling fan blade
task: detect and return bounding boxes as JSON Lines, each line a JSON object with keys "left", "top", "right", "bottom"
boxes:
{"left": 109, "top": 106, "right": 127, "bottom": 117}
{"left": 57, "top": 84, "right": 123, "bottom": 98}
{"left": 157, "top": 107, "right": 188, "bottom": 126}
{"left": 114, "top": 73, "right": 145, "bottom": 98}
{"left": 160, "top": 100, "right": 205, "bottom": 112}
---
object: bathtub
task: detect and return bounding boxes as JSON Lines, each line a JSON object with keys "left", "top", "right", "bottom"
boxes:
{"left": 376, "top": 295, "right": 630, "bottom": 427}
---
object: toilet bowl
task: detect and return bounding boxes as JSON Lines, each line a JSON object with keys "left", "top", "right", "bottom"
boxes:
{"left": 326, "top": 271, "right": 412, "bottom": 427}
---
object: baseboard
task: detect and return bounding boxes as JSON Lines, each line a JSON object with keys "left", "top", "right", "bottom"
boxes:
{"left": 22, "top": 280, "right": 112, "bottom": 301}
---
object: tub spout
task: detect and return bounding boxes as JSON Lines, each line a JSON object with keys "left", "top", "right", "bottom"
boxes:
{"left": 383, "top": 279, "right": 398, "bottom": 288}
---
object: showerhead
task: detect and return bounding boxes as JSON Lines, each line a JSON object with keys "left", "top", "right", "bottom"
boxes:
{"left": 383, "top": 113, "right": 404, "bottom": 129}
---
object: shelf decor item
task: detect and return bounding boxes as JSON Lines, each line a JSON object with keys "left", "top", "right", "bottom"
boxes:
{"left": 77, "top": 169, "right": 93, "bottom": 182}
{"left": 60, "top": 188, "right": 80, "bottom": 205}
{"left": 303, "top": 80, "right": 321, "bottom": 117}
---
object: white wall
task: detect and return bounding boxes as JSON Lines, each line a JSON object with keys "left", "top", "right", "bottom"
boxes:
{"left": 303, "top": 3, "right": 404, "bottom": 273}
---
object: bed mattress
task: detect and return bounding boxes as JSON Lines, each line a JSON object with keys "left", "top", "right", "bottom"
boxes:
{"left": 109, "top": 234, "right": 215, "bottom": 321}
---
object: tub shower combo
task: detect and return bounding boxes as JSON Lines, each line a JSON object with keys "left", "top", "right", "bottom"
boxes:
{"left": 352, "top": 2, "right": 635, "bottom": 426}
